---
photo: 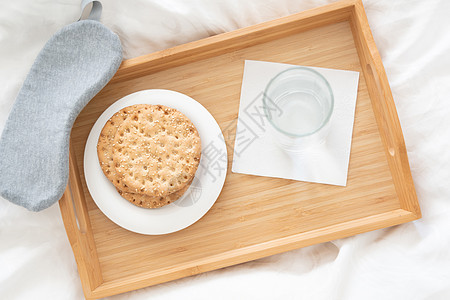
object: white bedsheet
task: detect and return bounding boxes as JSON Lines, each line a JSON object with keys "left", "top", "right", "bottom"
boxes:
{"left": 1, "top": 0, "right": 450, "bottom": 299}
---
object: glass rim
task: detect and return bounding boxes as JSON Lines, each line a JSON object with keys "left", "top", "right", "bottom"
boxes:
{"left": 263, "top": 66, "right": 334, "bottom": 138}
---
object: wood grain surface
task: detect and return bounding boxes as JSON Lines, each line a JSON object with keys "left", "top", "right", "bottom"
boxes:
{"left": 59, "top": 0, "right": 420, "bottom": 298}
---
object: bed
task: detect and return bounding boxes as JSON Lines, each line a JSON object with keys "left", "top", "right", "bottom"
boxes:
{"left": 1, "top": 0, "right": 449, "bottom": 299}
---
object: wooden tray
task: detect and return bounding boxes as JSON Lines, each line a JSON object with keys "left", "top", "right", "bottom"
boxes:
{"left": 59, "top": 0, "right": 420, "bottom": 298}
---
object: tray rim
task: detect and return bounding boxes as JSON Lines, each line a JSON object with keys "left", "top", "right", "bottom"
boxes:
{"left": 59, "top": 0, "right": 421, "bottom": 298}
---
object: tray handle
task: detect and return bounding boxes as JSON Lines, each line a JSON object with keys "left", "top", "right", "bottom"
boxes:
{"left": 365, "top": 62, "right": 397, "bottom": 157}
{"left": 59, "top": 144, "right": 103, "bottom": 298}
{"left": 352, "top": 0, "right": 420, "bottom": 217}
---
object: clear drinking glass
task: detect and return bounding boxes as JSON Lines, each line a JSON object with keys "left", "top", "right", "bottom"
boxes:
{"left": 263, "top": 67, "right": 334, "bottom": 151}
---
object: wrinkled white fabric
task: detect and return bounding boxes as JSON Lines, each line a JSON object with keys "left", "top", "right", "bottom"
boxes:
{"left": 1, "top": 0, "right": 449, "bottom": 299}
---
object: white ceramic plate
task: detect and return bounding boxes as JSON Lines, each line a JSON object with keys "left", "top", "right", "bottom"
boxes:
{"left": 84, "top": 89, "right": 227, "bottom": 235}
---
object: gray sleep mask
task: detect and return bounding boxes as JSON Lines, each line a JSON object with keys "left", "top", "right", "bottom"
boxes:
{"left": 0, "top": 0, "right": 122, "bottom": 211}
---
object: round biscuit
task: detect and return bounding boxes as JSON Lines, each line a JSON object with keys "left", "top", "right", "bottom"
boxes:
{"left": 112, "top": 104, "right": 201, "bottom": 197}
{"left": 97, "top": 104, "right": 149, "bottom": 193}
{"left": 117, "top": 179, "right": 192, "bottom": 209}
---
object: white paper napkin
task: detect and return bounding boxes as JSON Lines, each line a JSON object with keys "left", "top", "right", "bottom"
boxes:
{"left": 231, "top": 60, "right": 360, "bottom": 186}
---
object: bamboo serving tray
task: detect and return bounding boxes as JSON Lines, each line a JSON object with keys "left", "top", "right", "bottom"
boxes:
{"left": 59, "top": 0, "right": 421, "bottom": 298}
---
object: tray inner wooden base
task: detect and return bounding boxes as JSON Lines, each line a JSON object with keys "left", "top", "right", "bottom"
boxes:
{"left": 70, "top": 20, "right": 399, "bottom": 285}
